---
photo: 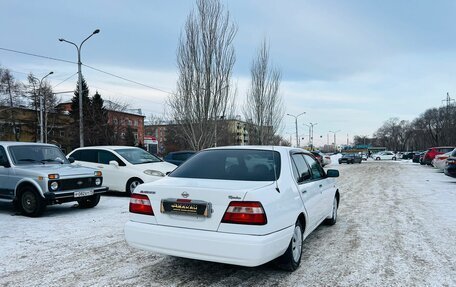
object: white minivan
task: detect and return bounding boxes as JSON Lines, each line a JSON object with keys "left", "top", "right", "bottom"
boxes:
{"left": 68, "top": 146, "right": 176, "bottom": 193}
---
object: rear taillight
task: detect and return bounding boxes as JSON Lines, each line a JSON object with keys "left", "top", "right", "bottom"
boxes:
{"left": 222, "top": 201, "right": 267, "bottom": 225}
{"left": 447, "top": 159, "right": 456, "bottom": 165}
{"left": 129, "top": 194, "right": 154, "bottom": 215}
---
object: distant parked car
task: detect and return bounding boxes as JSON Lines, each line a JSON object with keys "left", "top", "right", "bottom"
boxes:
{"left": 338, "top": 154, "right": 362, "bottom": 164}
{"left": 360, "top": 153, "right": 368, "bottom": 161}
{"left": 444, "top": 148, "right": 456, "bottom": 178}
{"left": 163, "top": 151, "right": 196, "bottom": 166}
{"left": 67, "top": 146, "right": 177, "bottom": 193}
{"left": 402, "top": 152, "right": 415, "bottom": 160}
{"left": 0, "top": 141, "right": 107, "bottom": 217}
{"left": 432, "top": 152, "right": 452, "bottom": 171}
{"left": 125, "top": 146, "right": 340, "bottom": 271}
{"left": 372, "top": 151, "right": 397, "bottom": 161}
{"left": 422, "top": 147, "right": 455, "bottom": 165}
{"left": 413, "top": 152, "right": 424, "bottom": 163}
{"left": 322, "top": 153, "right": 332, "bottom": 166}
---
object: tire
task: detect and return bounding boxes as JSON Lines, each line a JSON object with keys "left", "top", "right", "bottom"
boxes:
{"left": 126, "top": 178, "right": 144, "bottom": 194}
{"left": 324, "top": 197, "right": 338, "bottom": 225}
{"left": 277, "top": 220, "right": 303, "bottom": 271}
{"left": 77, "top": 194, "right": 101, "bottom": 208}
{"left": 19, "top": 187, "right": 46, "bottom": 217}
{"left": 392, "top": 157, "right": 397, "bottom": 161}
{"left": 376, "top": 157, "right": 380, "bottom": 161}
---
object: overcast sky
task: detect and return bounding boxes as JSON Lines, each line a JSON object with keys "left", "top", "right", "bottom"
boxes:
{"left": 1, "top": 0, "right": 455, "bottom": 146}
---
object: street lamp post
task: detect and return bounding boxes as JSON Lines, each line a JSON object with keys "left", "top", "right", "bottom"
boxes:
{"left": 59, "top": 29, "right": 100, "bottom": 147}
{"left": 36, "top": 72, "right": 53, "bottom": 143}
{"left": 286, "top": 112, "right": 306, "bottom": 147}
{"left": 308, "top": 122, "right": 318, "bottom": 150}
{"left": 329, "top": 130, "right": 341, "bottom": 152}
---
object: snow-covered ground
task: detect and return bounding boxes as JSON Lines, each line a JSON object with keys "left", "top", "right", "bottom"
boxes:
{"left": 1, "top": 160, "right": 455, "bottom": 286}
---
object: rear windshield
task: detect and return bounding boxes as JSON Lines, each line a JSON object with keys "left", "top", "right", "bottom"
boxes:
{"left": 439, "top": 148, "right": 455, "bottom": 153}
{"left": 169, "top": 149, "right": 281, "bottom": 181}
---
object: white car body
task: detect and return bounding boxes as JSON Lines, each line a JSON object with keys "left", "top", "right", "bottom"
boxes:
{"left": 373, "top": 151, "right": 397, "bottom": 160}
{"left": 124, "top": 146, "right": 340, "bottom": 269}
{"left": 432, "top": 152, "right": 452, "bottom": 171}
{"left": 322, "top": 154, "right": 332, "bottom": 166}
{"left": 67, "top": 146, "right": 177, "bottom": 193}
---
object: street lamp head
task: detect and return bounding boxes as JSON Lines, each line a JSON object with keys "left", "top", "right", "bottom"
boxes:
{"left": 49, "top": 71, "right": 54, "bottom": 75}
{"left": 93, "top": 29, "right": 100, "bottom": 34}
{"left": 58, "top": 38, "right": 64, "bottom": 42}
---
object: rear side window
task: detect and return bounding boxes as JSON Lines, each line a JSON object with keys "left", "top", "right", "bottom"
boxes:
{"left": 169, "top": 149, "right": 280, "bottom": 181}
{"left": 71, "top": 149, "right": 97, "bottom": 163}
{"left": 0, "top": 146, "right": 8, "bottom": 165}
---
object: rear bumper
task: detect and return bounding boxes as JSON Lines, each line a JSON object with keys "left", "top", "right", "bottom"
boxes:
{"left": 124, "top": 221, "right": 294, "bottom": 267}
{"left": 444, "top": 166, "right": 456, "bottom": 177}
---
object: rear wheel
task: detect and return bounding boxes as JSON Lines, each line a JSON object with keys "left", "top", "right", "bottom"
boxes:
{"left": 376, "top": 157, "right": 380, "bottom": 160}
{"left": 277, "top": 220, "right": 303, "bottom": 271}
{"left": 126, "top": 178, "right": 143, "bottom": 194}
{"left": 77, "top": 194, "right": 100, "bottom": 208}
{"left": 392, "top": 157, "right": 397, "bottom": 161}
{"left": 324, "top": 197, "right": 338, "bottom": 225}
{"left": 20, "top": 187, "right": 46, "bottom": 217}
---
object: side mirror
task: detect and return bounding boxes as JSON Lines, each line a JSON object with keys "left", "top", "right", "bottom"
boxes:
{"left": 109, "top": 160, "right": 119, "bottom": 167}
{"left": 326, "top": 169, "right": 339, "bottom": 178}
{"left": 68, "top": 157, "right": 75, "bottom": 163}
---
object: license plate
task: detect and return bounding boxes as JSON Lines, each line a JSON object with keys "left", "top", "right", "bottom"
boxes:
{"left": 160, "top": 199, "right": 211, "bottom": 217}
{"left": 74, "top": 190, "right": 94, "bottom": 198}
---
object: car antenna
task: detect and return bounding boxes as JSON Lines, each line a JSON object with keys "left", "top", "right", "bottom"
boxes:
{"left": 271, "top": 146, "right": 280, "bottom": 193}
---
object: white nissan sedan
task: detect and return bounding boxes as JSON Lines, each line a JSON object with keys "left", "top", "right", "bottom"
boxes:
{"left": 124, "top": 146, "right": 340, "bottom": 271}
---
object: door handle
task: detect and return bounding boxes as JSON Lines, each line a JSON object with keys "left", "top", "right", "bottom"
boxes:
{"left": 97, "top": 166, "right": 104, "bottom": 168}
{"left": 319, "top": 184, "right": 323, "bottom": 188}
{"left": 302, "top": 190, "right": 307, "bottom": 194}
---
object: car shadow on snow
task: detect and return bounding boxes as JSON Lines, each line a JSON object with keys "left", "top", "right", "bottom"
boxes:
{"left": 134, "top": 224, "right": 337, "bottom": 285}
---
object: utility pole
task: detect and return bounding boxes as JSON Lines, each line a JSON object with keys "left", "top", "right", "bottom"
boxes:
{"left": 287, "top": 112, "right": 306, "bottom": 147}
{"left": 59, "top": 29, "right": 100, "bottom": 147}
{"left": 309, "top": 122, "right": 318, "bottom": 150}
{"left": 329, "top": 130, "right": 341, "bottom": 152}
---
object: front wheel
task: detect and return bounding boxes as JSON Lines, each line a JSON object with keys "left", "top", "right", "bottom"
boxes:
{"left": 376, "top": 157, "right": 380, "bottom": 160}
{"left": 126, "top": 178, "right": 144, "bottom": 194}
{"left": 277, "top": 220, "right": 303, "bottom": 271}
{"left": 392, "top": 157, "right": 397, "bottom": 161}
{"left": 77, "top": 194, "right": 101, "bottom": 208}
{"left": 20, "top": 187, "right": 46, "bottom": 217}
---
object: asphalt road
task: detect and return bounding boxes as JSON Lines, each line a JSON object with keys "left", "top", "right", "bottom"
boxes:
{"left": 1, "top": 160, "right": 455, "bottom": 286}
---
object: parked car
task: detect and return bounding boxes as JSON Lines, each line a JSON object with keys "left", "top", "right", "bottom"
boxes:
{"left": 338, "top": 154, "right": 362, "bottom": 164}
{"left": 401, "top": 152, "right": 415, "bottom": 160}
{"left": 361, "top": 153, "right": 368, "bottom": 161}
{"left": 67, "top": 146, "right": 177, "bottom": 193}
{"left": 163, "top": 151, "right": 196, "bottom": 166}
{"left": 372, "top": 151, "right": 397, "bottom": 161}
{"left": 0, "top": 141, "right": 107, "bottom": 217}
{"left": 413, "top": 152, "right": 424, "bottom": 163}
{"left": 432, "top": 152, "right": 452, "bottom": 171}
{"left": 444, "top": 148, "right": 456, "bottom": 178}
{"left": 310, "top": 151, "right": 323, "bottom": 166}
{"left": 422, "top": 146, "right": 455, "bottom": 165}
{"left": 322, "top": 153, "right": 332, "bottom": 166}
{"left": 125, "top": 146, "right": 340, "bottom": 271}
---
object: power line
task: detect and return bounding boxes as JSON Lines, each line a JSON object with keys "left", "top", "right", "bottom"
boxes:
{"left": 0, "top": 47, "right": 76, "bottom": 64}
{"left": 82, "top": 64, "right": 174, "bottom": 95}
{"left": 53, "top": 72, "right": 78, "bottom": 88}
{"left": 0, "top": 46, "right": 175, "bottom": 95}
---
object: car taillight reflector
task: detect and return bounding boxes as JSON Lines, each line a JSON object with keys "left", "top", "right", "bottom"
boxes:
{"left": 222, "top": 201, "right": 267, "bottom": 225}
{"left": 129, "top": 194, "right": 154, "bottom": 215}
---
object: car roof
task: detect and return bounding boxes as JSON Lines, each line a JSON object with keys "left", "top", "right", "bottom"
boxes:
{"left": 0, "top": 141, "right": 57, "bottom": 148}
{"left": 205, "top": 145, "right": 311, "bottom": 155}
{"left": 72, "top": 146, "right": 140, "bottom": 151}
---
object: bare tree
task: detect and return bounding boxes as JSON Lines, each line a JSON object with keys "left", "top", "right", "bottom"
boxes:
{"left": 243, "top": 40, "right": 284, "bottom": 145}
{"left": 167, "top": 0, "right": 237, "bottom": 150}
{"left": 0, "top": 68, "right": 24, "bottom": 141}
